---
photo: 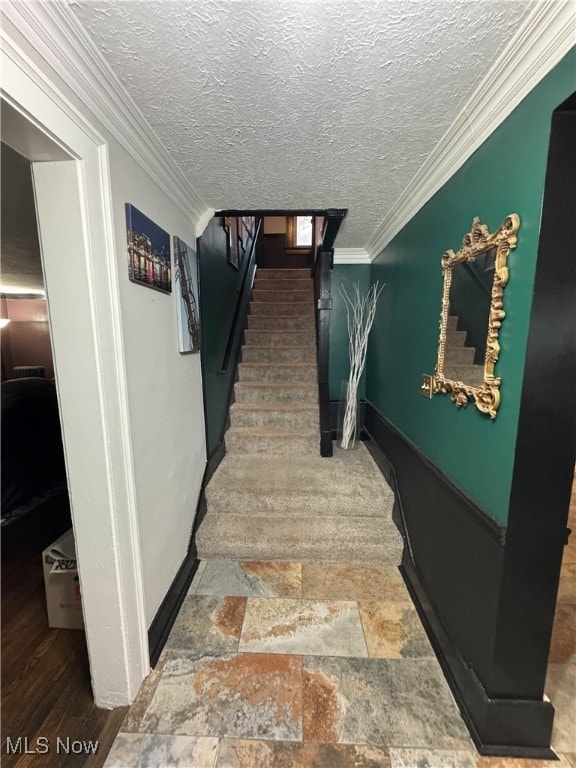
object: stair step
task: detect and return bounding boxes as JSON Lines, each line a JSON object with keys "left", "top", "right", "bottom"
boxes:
{"left": 253, "top": 278, "right": 312, "bottom": 291}
{"left": 250, "top": 302, "right": 314, "bottom": 317}
{"left": 238, "top": 362, "right": 317, "bottom": 383}
{"left": 205, "top": 452, "right": 395, "bottom": 516}
{"left": 229, "top": 403, "right": 318, "bottom": 428}
{"left": 446, "top": 330, "right": 467, "bottom": 347}
{"left": 256, "top": 268, "right": 310, "bottom": 280}
{"left": 447, "top": 316, "right": 459, "bottom": 331}
{"left": 443, "top": 363, "right": 485, "bottom": 387}
{"left": 196, "top": 513, "right": 404, "bottom": 567}
{"left": 444, "top": 346, "right": 475, "bottom": 364}
{"left": 225, "top": 427, "right": 319, "bottom": 457}
{"left": 247, "top": 314, "right": 315, "bottom": 331}
{"left": 244, "top": 329, "right": 315, "bottom": 347}
{"left": 242, "top": 345, "right": 316, "bottom": 363}
{"left": 252, "top": 289, "right": 313, "bottom": 304}
{"left": 234, "top": 381, "right": 318, "bottom": 404}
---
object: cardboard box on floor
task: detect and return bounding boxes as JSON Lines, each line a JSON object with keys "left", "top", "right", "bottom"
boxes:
{"left": 42, "top": 529, "right": 84, "bottom": 630}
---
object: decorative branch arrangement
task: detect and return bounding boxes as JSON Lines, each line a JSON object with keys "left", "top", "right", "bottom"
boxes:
{"left": 339, "top": 281, "right": 384, "bottom": 449}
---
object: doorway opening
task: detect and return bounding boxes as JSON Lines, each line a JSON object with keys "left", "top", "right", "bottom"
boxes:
{"left": 0, "top": 75, "right": 149, "bottom": 740}
{"left": 0, "top": 112, "right": 130, "bottom": 764}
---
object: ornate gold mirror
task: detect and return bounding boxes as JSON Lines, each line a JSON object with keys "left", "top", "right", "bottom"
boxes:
{"left": 421, "top": 214, "right": 520, "bottom": 418}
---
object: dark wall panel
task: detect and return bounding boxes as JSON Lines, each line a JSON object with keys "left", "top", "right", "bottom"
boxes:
{"left": 364, "top": 405, "right": 504, "bottom": 685}
{"left": 364, "top": 406, "right": 555, "bottom": 756}
{"left": 198, "top": 217, "right": 252, "bottom": 456}
{"left": 490, "top": 94, "right": 576, "bottom": 698}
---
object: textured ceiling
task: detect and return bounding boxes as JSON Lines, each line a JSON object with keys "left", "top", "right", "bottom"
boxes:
{"left": 68, "top": 0, "right": 532, "bottom": 248}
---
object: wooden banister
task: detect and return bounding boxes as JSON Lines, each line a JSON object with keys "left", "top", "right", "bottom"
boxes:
{"left": 217, "top": 218, "right": 262, "bottom": 375}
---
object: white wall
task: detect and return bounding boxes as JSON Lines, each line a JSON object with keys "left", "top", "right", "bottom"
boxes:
{"left": 109, "top": 149, "right": 206, "bottom": 623}
{"left": 1, "top": 1, "right": 209, "bottom": 705}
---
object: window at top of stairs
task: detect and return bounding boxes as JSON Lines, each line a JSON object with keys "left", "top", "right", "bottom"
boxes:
{"left": 289, "top": 216, "right": 313, "bottom": 247}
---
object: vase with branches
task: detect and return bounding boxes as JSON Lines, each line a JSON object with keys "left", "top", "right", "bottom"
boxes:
{"left": 338, "top": 281, "right": 384, "bottom": 450}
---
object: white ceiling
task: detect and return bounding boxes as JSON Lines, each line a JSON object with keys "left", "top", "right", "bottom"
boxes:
{"left": 68, "top": 0, "right": 533, "bottom": 248}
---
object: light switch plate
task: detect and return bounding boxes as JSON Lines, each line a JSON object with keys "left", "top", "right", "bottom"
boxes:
{"left": 421, "top": 374, "right": 434, "bottom": 398}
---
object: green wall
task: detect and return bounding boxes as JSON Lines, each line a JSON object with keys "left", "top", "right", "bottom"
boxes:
{"left": 366, "top": 49, "right": 576, "bottom": 525}
{"left": 329, "top": 264, "right": 371, "bottom": 399}
{"left": 199, "top": 217, "right": 252, "bottom": 456}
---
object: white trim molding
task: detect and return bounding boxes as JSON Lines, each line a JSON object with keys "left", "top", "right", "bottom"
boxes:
{"left": 2, "top": 7, "right": 150, "bottom": 706}
{"left": 196, "top": 208, "right": 217, "bottom": 238}
{"left": 365, "top": 0, "right": 576, "bottom": 261}
{"left": 333, "top": 248, "right": 371, "bottom": 265}
{"left": 2, "top": 0, "right": 206, "bottom": 225}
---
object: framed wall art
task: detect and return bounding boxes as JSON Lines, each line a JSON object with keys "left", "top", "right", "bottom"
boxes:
{"left": 173, "top": 236, "right": 201, "bottom": 353}
{"left": 125, "top": 204, "right": 171, "bottom": 293}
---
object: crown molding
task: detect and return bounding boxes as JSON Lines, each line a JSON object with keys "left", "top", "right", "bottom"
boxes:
{"left": 365, "top": 0, "right": 576, "bottom": 261}
{"left": 1, "top": 1, "right": 206, "bottom": 224}
{"left": 333, "top": 248, "right": 371, "bottom": 265}
{"left": 195, "top": 208, "right": 217, "bottom": 238}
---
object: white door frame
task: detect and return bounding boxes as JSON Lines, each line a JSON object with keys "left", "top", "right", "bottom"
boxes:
{"left": 2, "top": 23, "right": 149, "bottom": 707}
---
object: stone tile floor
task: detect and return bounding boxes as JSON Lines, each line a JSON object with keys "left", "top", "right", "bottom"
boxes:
{"left": 104, "top": 559, "right": 576, "bottom": 768}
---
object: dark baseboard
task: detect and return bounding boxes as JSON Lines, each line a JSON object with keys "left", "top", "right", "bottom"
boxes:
{"left": 205, "top": 441, "right": 226, "bottom": 485}
{"left": 401, "top": 557, "right": 555, "bottom": 758}
{"left": 319, "top": 382, "right": 332, "bottom": 456}
{"left": 147, "top": 444, "right": 225, "bottom": 667}
{"left": 148, "top": 545, "right": 199, "bottom": 667}
{"left": 329, "top": 398, "right": 366, "bottom": 439}
{"left": 363, "top": 401, "right": 556, "bottom": 756}
{"left": 191, "top": 441, "right": 227, "bottom": 536}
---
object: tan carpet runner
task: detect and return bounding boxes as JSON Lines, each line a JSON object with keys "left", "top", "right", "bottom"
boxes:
{"left": 196, "top": 268, "right": 404, "bottom": 566}
{"left": 444, "top": 314, "right": 485, "bottom": 386}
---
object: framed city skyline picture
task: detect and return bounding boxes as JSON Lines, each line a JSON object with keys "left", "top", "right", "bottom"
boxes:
{"left": 173, "top": 236, "right": 201, "bottom": 353}
{"left": 125, "top": 204, "right": 171, "bottom": 293}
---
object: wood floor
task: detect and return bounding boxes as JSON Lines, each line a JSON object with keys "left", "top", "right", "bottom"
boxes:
{"left": 1, "top": 497, "right": 127, "bottom": 768}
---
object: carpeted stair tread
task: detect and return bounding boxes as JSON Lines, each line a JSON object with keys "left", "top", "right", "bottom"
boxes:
{"left": 234, "top": 381, "right": 318, "bottom": 404}
{"left": 250, "top": 302, "right": 314, "bottom": 316}
{"left": 196, "top": 513, "right": 403, "bottom": 566}
{"left": 247, "top": 315, "right": 315, "bottom": 331}
{"left": 230, "top": 402, "right": 318, "bottom": 428}
{"left": 225, "top": 428, "right": 319, "bottom": 457}
{"left": 226, "top": 425, "right": 318, "bottom": 438}
{"left": 444, "top": 346, "right": 475, "bottom": 364}
{"left": 253, "top": 278, "right": 313, "bottom": 291}
{"left": 444, "top": 364, "right": 485, "bottom": 386}
{"left": 244, "top": 329, "right": 315, "bottom": 347}
{"left": 446, "top": 330, "right": 467, "bottom": 346}
{"left": 205, "top": 446, "right": 395, "bottom": 517}
{"left": 242, "top": 345, "right": 316, "bottom": 363}
{"left": 256, "top": 268, "right": 311, "bottom": 279}
{"left": 238, "top": 362, "right": 317, "bottom": 383}
{"left": 252, "top": 289, "right": 314, "bottom": 303}
{"left": 447, "top": 316, "right": 459, "bottom": 331}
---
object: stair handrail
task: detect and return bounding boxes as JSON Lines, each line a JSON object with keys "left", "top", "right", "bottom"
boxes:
{"left": 218, "top": 217, "right": 262, "bottom": 375}
{"left": 314, "top": 248, "right": 334, "bottom": 457}
{"left": 312, "top": 210, "right": 347, "bottom": 458}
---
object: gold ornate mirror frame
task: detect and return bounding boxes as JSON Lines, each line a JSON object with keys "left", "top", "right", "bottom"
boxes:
{"left": 421, "top": 214, "right": 520, "bottom": 418}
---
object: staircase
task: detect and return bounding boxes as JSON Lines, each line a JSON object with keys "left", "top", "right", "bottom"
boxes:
{"left": 195, "top": 268, "right": 404, "bottom": 567}
{"left": 226, "top": 268, "right": 319, "bottom": 457}
{"left": 444, "top": 315, "right": 484, "bottom": 386}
